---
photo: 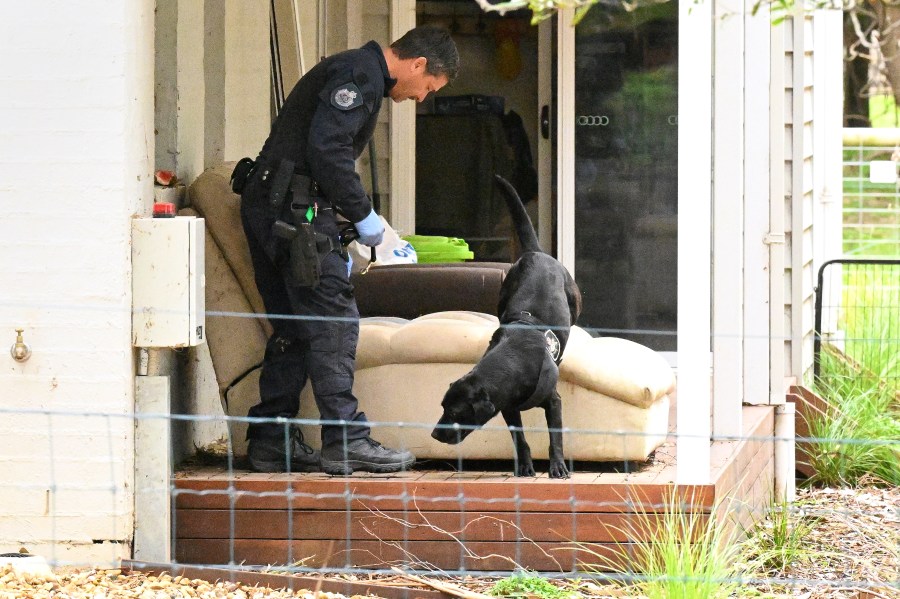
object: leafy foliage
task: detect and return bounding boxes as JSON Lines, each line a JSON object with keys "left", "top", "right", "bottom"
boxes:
{"left": 488, "top": 572, "right": 577, "bottom": 599}
{"left": 472, "top": 0, "right": 605, "bottom": 25}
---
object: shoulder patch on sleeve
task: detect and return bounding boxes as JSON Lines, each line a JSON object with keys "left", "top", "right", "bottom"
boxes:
{"left": 330, "top": 82, "right": 364, "bottom": 111}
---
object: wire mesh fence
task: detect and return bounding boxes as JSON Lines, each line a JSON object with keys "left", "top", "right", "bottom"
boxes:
{"left": 1, "top": 403, "right": 898, "bottom": 597}
{"left": 4, "top": 231, "right": 900, "bottom": 594}
{"left": 2, "top": 305, "right": 900, "bottom": 597}
{"left": 842, "top": 141, "right": 900, "bottom": 257}
{"left": 814, "top": 259, "right": 900, "bottom": 398}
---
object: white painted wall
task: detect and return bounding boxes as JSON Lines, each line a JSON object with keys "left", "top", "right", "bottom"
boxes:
{"left": 224, "top": 0, "right": 270, "bottom": 162}
{"left": 712, "top": 0, "right": 745, "bottom": 434}
{"left": 784, "top": 12, "right": 821, "bottom": 385}
{"left": 155, "top": 0, "right": 269, "bottom": 188}
{"left": 0, "top": 1, "right": 154, "bottom": 563}
{"left": 711, "top": 0, "right": 836, "bottom": 416}
{"left": 812, "top": 9, "right": 845, "bottom": 341}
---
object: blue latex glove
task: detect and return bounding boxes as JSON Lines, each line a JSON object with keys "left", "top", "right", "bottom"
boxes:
{"left": 354, "top": 210, "right": 384, "bottom": 247}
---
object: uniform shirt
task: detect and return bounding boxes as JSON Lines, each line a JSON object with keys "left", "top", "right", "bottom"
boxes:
{"left": 257, "top": 40, "right": 396, "bottom": 223}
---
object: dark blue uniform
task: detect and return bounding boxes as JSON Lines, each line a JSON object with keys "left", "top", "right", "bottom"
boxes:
{"left": 240, "top": 41, "right": 395, "bottom": 448}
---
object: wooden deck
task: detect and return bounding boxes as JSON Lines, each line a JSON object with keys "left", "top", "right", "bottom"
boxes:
{"left": 173, "top": 405, "right": 774, "bottom": 572}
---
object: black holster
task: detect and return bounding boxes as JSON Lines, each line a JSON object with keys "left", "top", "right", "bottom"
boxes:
{"left": 272, "top": 219, "right": 321, "bottom": 288}
{"left": 266, "top": 159, "right": 336, "bottom": 288}
{"left": 289, "top": 222, "right": 321, "bottom": 288}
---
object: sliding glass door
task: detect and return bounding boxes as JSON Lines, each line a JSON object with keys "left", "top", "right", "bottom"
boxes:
{"left": 567, "top": 3, "right": 678, "bottom": 352}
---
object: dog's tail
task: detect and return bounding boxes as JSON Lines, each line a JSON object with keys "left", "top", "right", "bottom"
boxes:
{"left": 494, "top": 174, "right": 542, "bottom": 254}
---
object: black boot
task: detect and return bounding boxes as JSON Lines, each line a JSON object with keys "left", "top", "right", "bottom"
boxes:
{"left": 320, "top": 437, "right": 415, "bottom": 475}
{"left": 247, "top": 426, "right": 320, "bottom": 473}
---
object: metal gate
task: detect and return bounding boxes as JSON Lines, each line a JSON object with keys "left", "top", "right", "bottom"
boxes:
{"left": 814, "top": 259, "right": 900, "bottom": 395}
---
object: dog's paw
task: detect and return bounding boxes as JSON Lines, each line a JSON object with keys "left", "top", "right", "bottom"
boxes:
{"left": 548, "top": 461, "right": 570, "bottom": 479}
{"left": 515, "top": 461, "right": 537, "bottom": 477}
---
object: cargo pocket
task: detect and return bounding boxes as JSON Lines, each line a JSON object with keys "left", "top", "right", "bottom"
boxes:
{"left": 308, "top": 318, "right": 357, "bottom": 397}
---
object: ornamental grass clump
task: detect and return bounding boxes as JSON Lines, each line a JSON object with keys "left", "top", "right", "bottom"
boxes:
{"left": 809, "top": 349, "right": 900, "bottom": 487}
{"left": 739, "top": 494, "right": 821, "bottom": 575}
{"left": 575, "top": 490, "right": 743, "bottom": 599}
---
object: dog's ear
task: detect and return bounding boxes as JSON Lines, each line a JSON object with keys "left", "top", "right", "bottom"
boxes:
{"left": 472, "top": 390, "right": 496, "bottom": 422}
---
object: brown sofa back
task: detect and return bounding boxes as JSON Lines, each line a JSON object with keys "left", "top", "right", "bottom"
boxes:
{"left": 351, "top": 262, "right": 511, "bottom": 319}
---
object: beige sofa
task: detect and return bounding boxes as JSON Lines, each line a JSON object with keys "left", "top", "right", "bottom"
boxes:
{"left": 187, "top": 163, "right": 675, "bottom": 462}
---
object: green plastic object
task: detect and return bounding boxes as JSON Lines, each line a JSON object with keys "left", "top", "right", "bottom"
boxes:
{"left": 402, "top": 235, "right": 474, "bottom": 263}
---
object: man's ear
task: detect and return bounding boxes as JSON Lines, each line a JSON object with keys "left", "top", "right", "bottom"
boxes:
{"left": 412, "top": 56, "right": 427, "bottom": 73}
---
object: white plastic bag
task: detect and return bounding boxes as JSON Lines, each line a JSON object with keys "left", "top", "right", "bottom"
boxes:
{"left": 349, "top": 215, "right": 417, "bottom": 273}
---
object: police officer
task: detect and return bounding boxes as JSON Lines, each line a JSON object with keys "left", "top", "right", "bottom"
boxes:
{"left": 237, "top": 26, "right": 459, "bottom": 474}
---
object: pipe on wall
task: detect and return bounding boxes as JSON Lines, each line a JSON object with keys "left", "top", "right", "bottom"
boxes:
{"left": 774, "top": 402, "right": 796, "bottom": 502}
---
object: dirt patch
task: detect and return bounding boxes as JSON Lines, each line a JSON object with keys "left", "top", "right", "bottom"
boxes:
{"left": 743, "top": 485, "right": 899, "bottom": 599}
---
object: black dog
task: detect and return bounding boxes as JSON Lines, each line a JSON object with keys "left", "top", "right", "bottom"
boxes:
{"left": 431, "top": 175, "right": 582, "bottom": 478}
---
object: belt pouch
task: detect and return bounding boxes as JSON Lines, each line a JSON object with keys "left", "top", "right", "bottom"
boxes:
{"left": 268, "top": 158, "right": 295, "bottom": 211}
{"left": 288, "top": 222, "right": 321, "bottom": 288}
{"left": 230, "top": 157, "right": 255, "bottom": 194}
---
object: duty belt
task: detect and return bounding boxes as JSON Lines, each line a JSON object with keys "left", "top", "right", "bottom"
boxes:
{"left": 253, "top": 157, "right": 327, "bottom": 211}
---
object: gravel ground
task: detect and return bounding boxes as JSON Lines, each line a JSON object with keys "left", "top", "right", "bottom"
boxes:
{"left": 1, "top": 486, "right": 896, "bottom": 599}
{"left": 0, "top": 568, "right": 379, "bottom": 599}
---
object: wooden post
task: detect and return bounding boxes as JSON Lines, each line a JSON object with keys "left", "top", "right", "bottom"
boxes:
{"left": 676, "top": 0, "right": 713, "bottom": 484}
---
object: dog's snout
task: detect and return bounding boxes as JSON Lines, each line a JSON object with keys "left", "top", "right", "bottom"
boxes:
{"left": 431, "top": 416, "right": 466, "bottom": 445}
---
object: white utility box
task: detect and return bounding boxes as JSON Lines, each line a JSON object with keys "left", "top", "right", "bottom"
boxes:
{"left": 132, "top": 216, "right": 206, "bottom": 347}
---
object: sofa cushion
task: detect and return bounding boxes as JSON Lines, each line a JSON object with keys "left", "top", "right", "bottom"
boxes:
{"left": 561, "top": 327, "right": 675, "bottom": 409}
{"left": 296, "top": 311, "right": 677, "bottom": 462}
{"left": 298, "top": 360, "right": 671, "bottom": 462}
{"left": 189, "top": 162, "right": 269, "bottom": 331}
{"left": 357, "top": 311, "right": 674, "bottom": 408}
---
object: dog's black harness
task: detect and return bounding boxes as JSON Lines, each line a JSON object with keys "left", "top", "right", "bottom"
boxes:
{"left": 505, "top": 311, "right": 563, "bottom": 365}
{"left": 500, "top": 310, "right": 565, "bottom": 410}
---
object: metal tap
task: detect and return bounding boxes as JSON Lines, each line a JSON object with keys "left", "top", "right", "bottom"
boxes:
{"left": 11, "top": 328, "right": 32, "bottom": 362}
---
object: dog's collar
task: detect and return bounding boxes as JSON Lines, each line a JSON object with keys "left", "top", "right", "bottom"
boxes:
{"left": 506, "top": 311, "right": 562, "bottom": 364}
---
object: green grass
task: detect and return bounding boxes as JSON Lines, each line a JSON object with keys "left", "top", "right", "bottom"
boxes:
{"left": 808, "top": 353, "right": 900, "bottom": 486}
{"left": 577, "top": 491, "right": 742, "bottom": 599}
{"left": 739, "top": 495, "right": 820, "bottom": 575}
{"left": 488, "top": 573, "right": 577, "bottom": 599}
{"left": 839, "top": 266, "right": 900, "bottom": 378}
{"left": 841, "top": 141, "right": 900, "bottom": 257}
{"left": 809, "top": 261, "right": 900, "bottom": 486}
{"left": 812, "top": 265, "right": 899, "bottom": 485}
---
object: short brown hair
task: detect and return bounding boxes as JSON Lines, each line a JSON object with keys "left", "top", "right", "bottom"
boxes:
{"left": 391, "top": 25, "right": 460, "bottom": 81}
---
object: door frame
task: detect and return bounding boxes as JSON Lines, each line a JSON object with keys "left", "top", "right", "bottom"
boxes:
{"left": 553, "top": 3, "right": 713, "bottom": 482}
{"left": 389, "top": 0, "right": 417, "bottom": 235}
{"left": 537, "top": 18, "right": 554, "bottom": 251}
{"left": 554, "top": 10, "right": 576, "bottom": 270}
